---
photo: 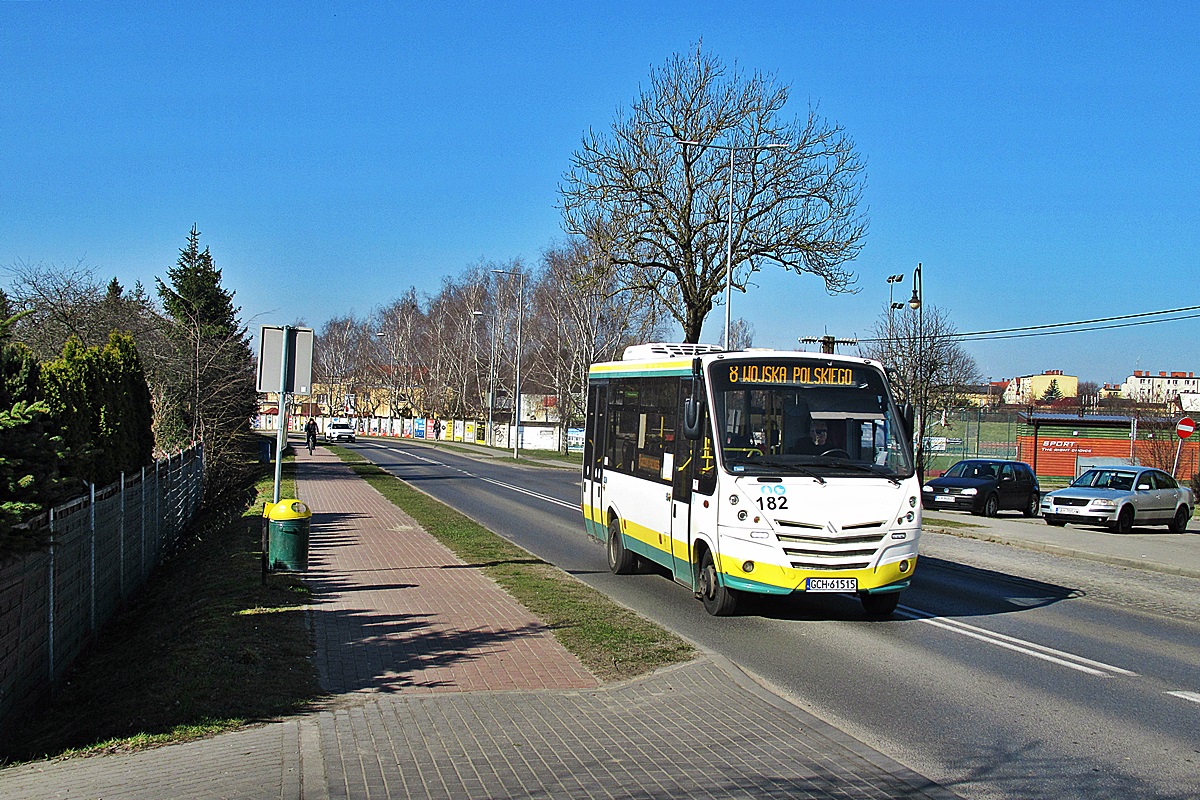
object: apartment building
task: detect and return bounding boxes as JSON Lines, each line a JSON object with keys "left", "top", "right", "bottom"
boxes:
{"left": 1001, "top": 370, "right": 1078, "bottom": 404}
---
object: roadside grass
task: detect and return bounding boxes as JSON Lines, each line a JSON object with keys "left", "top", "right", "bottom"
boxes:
{"left": 327, "top": 446, "right": 695, "bottom": 680}
{"left": 920, "top": 513, "right": 986, "bottom": 530}
{"left": 2, "top": 455, "right": 322, "bottom": 764}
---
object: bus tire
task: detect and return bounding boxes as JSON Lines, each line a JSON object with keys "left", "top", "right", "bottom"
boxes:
{"left": 607, "top": 517, "right": 637, "bottom": 575}
{"left": 861, "top": 591, "right": 899, "bottom": 617}
{"left": 697, "top": 549, "right": 738, "bottom": 616}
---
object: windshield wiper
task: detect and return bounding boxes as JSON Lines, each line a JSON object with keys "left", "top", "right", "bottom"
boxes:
{"left": 746, "top": 456, "right": 827, "bottom": 484}
{"left": 810, "top": 458, "right": 901, "bottom": 486}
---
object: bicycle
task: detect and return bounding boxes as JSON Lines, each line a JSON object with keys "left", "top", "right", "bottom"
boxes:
{"left": 307, "top": 432, "right": 317, "bottom": 455}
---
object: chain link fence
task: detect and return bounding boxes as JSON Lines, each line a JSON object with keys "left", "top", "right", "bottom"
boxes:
{"left": 0, "top": 444, "right": 204, "bottom": 745}
{"left": 922, "top": 409, "right": 1022, "bottom": 475}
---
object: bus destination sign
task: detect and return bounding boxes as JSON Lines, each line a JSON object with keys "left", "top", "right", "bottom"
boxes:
{"left": 726, "top": 364, "right": 855, "bottom": 386}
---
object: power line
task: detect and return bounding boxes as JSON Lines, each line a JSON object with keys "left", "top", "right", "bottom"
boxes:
{"left": 857, "top": 304, "right": 1200, "bottom": 344}
{"left": 953, "top": 304, "right": 1200, "bottom": 340}
{"left": 955, "top": 312, "right": 1200, "bottom": 342}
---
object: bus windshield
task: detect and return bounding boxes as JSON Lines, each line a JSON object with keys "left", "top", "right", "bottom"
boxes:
{"left": 708, "top": 358, "right": 913, "bottom": 478}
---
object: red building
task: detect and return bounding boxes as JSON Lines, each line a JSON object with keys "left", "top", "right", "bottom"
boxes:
{"left": 1016, "top": 412, "right": 1199, "bottom": 481}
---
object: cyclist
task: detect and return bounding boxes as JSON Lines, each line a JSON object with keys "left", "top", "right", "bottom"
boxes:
{"left": 305, "top": 418, "right": 318, "bottom": 454}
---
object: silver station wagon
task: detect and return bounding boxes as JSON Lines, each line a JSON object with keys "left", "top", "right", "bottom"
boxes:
{"left": 1040, "top": 466, "right": 1193, "bottom": 534}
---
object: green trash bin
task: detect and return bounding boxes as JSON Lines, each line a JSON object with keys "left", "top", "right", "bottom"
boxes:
{"left": 267, "top": 498, "right": 312, "bottom": 571}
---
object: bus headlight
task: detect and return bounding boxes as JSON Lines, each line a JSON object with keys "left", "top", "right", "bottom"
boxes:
{"left": 899, "top": 560, "right": 910, "bottom": 573}
{"left": 737, "top": 510, "right": 748, "bottom": 521}
{"left": 742, "top": 561, "right": 755, "bottom": 573}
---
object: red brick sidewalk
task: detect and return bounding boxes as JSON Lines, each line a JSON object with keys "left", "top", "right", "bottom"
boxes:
{"left": 295, "top": 447, "right": 598, "bottom": 696}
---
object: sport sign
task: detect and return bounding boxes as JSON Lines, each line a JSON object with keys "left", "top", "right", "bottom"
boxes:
{"left": 1177, "top": 417, "right": 1195, "bottom": 439}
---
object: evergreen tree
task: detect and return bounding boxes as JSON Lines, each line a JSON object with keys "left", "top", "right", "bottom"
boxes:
{"left": 156, "top": 225, "right": 257, "bottom": 498}
{"left": 1041, "top": 379, "right": 1064, "bottom": 402}
{"left": 0, "top": 313, "right": 65, "bottom": 554}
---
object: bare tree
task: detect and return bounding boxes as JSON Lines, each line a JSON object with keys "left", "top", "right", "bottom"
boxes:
{"left": 373, "top": 288, "right": 424, "bottom": 417}
{"left": 6, "top": 260, "right": 170, "bottom": 369}
{"left": 525, "top": 239, "right": 670, "bottom": 450}
{"left": 724, "top": 318, "right": 755, "bottom": 350}
{"left": 560, "top": 44, "right": 868, "bottom": 343}
{"left": 860, "top": 304, "right": 980, "bottom": 477}
{"left": 314, "top": 316, "right": 373, "bottom": 417}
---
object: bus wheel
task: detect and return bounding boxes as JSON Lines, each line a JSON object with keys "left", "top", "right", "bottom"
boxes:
{"left": 861, "top": 592, "right": 899, "bottom": 617}
{"left": 607, "top": 518, "right": 637, "bottom": 575}
{"left": 697, "top": 550, "right": 738, "bottom": 616}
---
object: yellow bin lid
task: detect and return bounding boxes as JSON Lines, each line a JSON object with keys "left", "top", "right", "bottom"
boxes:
{"left": 268, "top": 499, "right": 312, "bottom": 520}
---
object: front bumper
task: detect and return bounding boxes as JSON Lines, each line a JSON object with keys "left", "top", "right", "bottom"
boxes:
{"left": 1040, "top": 503, "right": 1117, "bottom": 524}
{"left": 922, "top": 492, "right": 983, "bottom": 513}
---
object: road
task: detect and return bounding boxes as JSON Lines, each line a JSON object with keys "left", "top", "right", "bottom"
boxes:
{"left": 348, "top": 439, "right": 1200, "bottom": 800}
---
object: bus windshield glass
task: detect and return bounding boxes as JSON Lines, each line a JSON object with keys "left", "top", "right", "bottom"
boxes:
{"left": 709, "top": 358, "right": 913, "bottom": 478}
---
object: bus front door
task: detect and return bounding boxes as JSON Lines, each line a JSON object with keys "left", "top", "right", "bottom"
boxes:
{"left": 669, "top": 381, "right": 696, "bottom": 587}
{"left": 583, "top": 382, "right": 608, "bottom": 541}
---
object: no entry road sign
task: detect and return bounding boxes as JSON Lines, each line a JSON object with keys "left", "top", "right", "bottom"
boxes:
{"left": 1177, "top": 417, "right": 1195, "bottom": 439}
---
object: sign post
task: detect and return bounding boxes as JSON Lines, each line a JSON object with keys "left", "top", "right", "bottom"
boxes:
{"left": 1173, "top": 416, "right": 1194, "bottom": 476}
{"left": 258, "top": 326, "right": 315, "bottom": 502}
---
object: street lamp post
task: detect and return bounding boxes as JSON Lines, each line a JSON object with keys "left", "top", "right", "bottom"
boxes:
{"left": 491, "top": 269, "right": 524, "bottom": 459}
{"left": 907, "top": 263, "right": 924, "bottom": 481}
{"left": 471, "top": 310, "right": 497, "bottom": 449}
{"left": 677, "top": 138, "right": 785, "bottom": 350}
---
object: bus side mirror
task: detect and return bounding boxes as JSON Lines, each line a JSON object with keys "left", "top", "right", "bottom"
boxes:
{"left": 683, "top": 396, "right": 705, "bottom": 440}
{"left": 902, "top": 402, "right": 914, "bottom": 441}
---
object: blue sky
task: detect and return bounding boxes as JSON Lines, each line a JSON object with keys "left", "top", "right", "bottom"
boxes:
{"left": 2, "top": 1, "right": 1197, "bottom": 385}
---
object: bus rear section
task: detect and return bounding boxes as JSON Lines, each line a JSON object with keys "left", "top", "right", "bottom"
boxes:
{"left": 582, "top": 344, "right": 920, "bottom": 616}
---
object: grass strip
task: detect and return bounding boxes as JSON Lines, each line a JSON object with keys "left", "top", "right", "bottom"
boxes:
{"left": 920, "top": 514, "right": 985, "bottom": 530}
{"left": 2, "top": 458, "right": 321, "bottom": 764}
{"left": 327, "top": 447, "right": 695, "bottom": 681}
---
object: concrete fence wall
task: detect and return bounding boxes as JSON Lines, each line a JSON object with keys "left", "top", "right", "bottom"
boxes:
{"left": 0, "top": 444, "right": 205, "bottom": 745}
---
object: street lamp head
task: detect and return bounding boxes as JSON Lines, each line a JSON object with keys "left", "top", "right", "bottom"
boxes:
{"left": 887, "top": 274, "right": 905, "bottom": 284}
{"left": 908, "top": 288, "right": 921, "bottom": 310}
{"left": 891, "top": 302, "right": 906, "bottom": 311}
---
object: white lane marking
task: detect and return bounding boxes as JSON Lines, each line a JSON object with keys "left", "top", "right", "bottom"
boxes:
{"left": 1166, "top": 691, "right": 1200, "bottom": 705}
{"left": 897, "top": 605, "right": 1138, "bottom": 678}
{"left": 477, "top": 476, "right": 579, "bottom": 510}
{"left": 366, "top": 442, "right": 579, "bottom": 511}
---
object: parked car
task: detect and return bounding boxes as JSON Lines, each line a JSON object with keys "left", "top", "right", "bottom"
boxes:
{"left": 324, "top": 421, "right": 356, "bottom": 443}
{"left": 1040, "top": 466, "right": 1193, "bottom": 533}
{"left": 922, "top": 459, "right": 1040, "bottom": 517}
